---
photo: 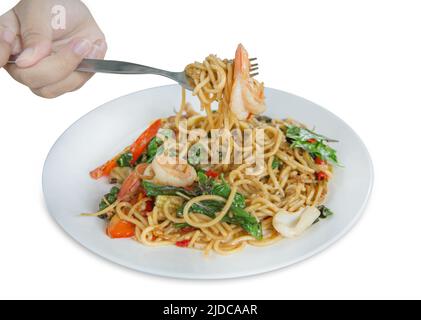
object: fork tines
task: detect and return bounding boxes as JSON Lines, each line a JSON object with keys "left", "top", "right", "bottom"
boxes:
{"left": 249, "top": 58, "right": 259, "bottom": 77}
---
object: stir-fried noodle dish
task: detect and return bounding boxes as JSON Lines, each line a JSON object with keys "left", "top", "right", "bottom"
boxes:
{"left": 86, "top": 44, "right": 339, "bottom": 255}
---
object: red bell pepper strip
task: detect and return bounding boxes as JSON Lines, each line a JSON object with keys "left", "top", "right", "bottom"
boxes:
{"left": 314, "top": 157, "right": 326, "bottom": 165}
{"left": 205, "top": 169, "right": 219, "bottom": 179}
{"left": 90, "top": 157, "right": 119, "bottom": 180}
{"left": 175, "top": 239, "right": 191, "bottom": 248}
{"left": 144, "top": 200, "right": 154, "bottom": 212}
{"left": 316, "top": 171, "right": 328, "bottom": 181}
{"left": 89, "top": 119, "right": 162, "bottom": 180}
{"left": 130, "top": 119, "right": 162, "bottom": 165}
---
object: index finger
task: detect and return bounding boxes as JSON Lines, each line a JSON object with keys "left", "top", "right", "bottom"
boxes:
{"left": 0, "top": 10, "right": 19, "bottom": 68}
{"left": 6, "top": 39, "right": 93, "bottom": 89}
{"left": 0, "top": 29, "right": 15, "bottom": 68}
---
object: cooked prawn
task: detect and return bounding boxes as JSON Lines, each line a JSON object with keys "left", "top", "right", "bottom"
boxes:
{"left": 117, "top": 163, "right": 149, "bottom": 201}
{"left": 230, "top": 44, "right": 266, "bottom": 120}
{"left": 145, "top": 153, "right": 197, "bottom": 187}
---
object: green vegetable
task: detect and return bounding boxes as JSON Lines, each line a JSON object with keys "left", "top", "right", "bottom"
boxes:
{"left": 146, "top": 137, "right": 163, "bottom": 163}
{"left": 271, "top": 156, "right": 282, "bottom": 170}
{"left": 211, "top": 177, "right": 246, "bottom": 209}
{"left": 226, "top": 207, "right": 263, "bottom": 240}
{"left": 143, "top": 181, "right": 201, "bottom": 198}
{"left": 197, "top": 170, "right": 213, "bottom": 194}
{"left": 177, "top": 200, "right": 262, "bottom": 240}
{"left": 318, "top": 205, "right": 334, "bottom": 219}
{"left": 116, "top": 152, "right": 133, "bottom": 167}
{"left": 174, "top": 223, "right": 191, "bottom": 229}
{"left": 98, "top": 186, "right": 120, "bottom": 215}
{"left": 143, "top": 179, "right": 262, "bottom": 240}
{"left": 197, "top": 170, "right": 208, "bottom": 184}
{"left": 286, "top": 126, "right": 338, "bottom": 143}
{"left": 314, "top": 205, "right": 334, "bottom": 224}
{"left": 177, "top": 200, "right": 225, "bottom": 218}
{"left": 198, "top": 172, "right": 246, "bottom": 208}
{"left": 286, "top": 126, "right": 339, "bottom": 165}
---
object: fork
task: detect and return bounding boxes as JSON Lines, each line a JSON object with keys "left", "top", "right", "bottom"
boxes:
{"left": 7, "top": 57, "right": 259, "bottom": 91}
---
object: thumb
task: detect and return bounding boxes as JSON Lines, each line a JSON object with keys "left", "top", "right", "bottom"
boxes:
{"left": 14, "top": 4, "right": 52, "bottom": 68}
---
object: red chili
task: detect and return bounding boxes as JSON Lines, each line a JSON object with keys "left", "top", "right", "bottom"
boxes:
{"left": 316, "top": 171, "right": 328, "bottom": 181}
{"left": 307, "top": 138, "right": 317, "bottom": 144}
{"left": 175, "top": 239, "right": 191, "bottom": 248}
{"left": 141, "top": 200, "right": 155, "bottom": 217}
{"left": 314, "top": 157, "right": 325, "bottom": 165}
{"left": 205, "top": 170, "right": 219, "bottom": 179}
{"left": 180, "top": 227, "right": 196, "bottom": 235}
{"left": 145, "top": 200, "right": 154, "bottom": 212}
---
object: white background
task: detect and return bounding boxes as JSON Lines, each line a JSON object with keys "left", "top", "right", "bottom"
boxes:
{"left": 0, "top": 0, "right": 420, "bottom": 300}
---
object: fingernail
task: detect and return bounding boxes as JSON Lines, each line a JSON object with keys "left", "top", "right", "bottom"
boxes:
{"left": 96, "top": 40, "right": 107, "bottom": 52}
{"left": 16, "top": 47, "right": 35, "bottom": 65}
{"left": 1, "top": 29, "right": 15, "bottom": 44}
{"left": 12, "top": 40, "right": 21, "bottom": 55}
{"left": 72, "top": 39, "right": 92, "bottom": 56}
{"left": 87, "top": 46, "right": 99, "bottom": 59}
{"left": 87, "top": 40, "right": 107, "bottom": 59}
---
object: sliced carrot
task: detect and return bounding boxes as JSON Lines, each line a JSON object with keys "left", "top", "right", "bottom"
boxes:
{"left": 107, "top": 215, "right": 135, "bottom": 239}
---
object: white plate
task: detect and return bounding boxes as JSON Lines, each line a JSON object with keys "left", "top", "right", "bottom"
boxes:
{"left": 43, "top": 85, "right": 374, "bottom": 279}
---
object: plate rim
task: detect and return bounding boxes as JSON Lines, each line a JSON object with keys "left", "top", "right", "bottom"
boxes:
{"left": 42, "top": 84, "right": 374, "bottom": 280}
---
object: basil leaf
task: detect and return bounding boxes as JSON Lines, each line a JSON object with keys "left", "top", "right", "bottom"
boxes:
{"left": 110, "top": 186, "right": 120, "bottom": 196}
{"left": 117, "top": 152, "right": 133, "bottom": 167}
{"left": 313, "top": 205, "right": 334, "bottom": 224}
{"left": 227, "top": 207, "right": 263, "bottom": 240}
{"left": 98, "top": 186, "right": 120, "bottom": 217}
{"left": 177, "top": 200, "right": 262, "bottom": 240}
{"left": 318, "top": 205, "right": 334, "bottom": 219}
{"left": 144, "top": 178, "right": 261, "bottom": 240}
{"left": 197, "top": 171, "right": 214, "bottom": 194}
{"left": 145, "top": 137, "right": 163, "bottom": 163}
{"left": 272, "top": 156, "right": 282, "bottom": 170}
{"left": 286, "top": 126, "right": 339, "bottom": 165}
{"left": 143, "top": 181, "right": 201, "bottom": 198}
{"left": 211, "top": 176, "right": 246, "bottom": 209}
{"left": 286, "top": 126, "right": 337, "bottom": 143}
{"left": 174, "top": 223, "right": 191, "bottom": 229}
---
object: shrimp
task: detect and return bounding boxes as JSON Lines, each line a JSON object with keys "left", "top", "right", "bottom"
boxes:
{"left": 145, "top": 153, "right": 197, "bottom": 188}
{"left": 230, "top": 44, "right": 267, "bottom": 120}
{"left": 117, "top": 163, "right": 149, "bottom": 201}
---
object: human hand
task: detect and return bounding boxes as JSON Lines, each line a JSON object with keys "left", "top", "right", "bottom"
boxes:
{"left": 0, "top": 0, "right": 106, "bottom": 98}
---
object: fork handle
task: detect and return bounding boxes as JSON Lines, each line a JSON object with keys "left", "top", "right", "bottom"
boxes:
{"left": 77, "top": 59, "right": 176, "bottom": 77}
{"left": 7, "top": 57, "right": 178, "bottom": 77}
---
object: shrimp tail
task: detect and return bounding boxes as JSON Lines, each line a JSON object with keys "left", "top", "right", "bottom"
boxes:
{"left": 235, "top": 44, "right": 250, "bottom": 79}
